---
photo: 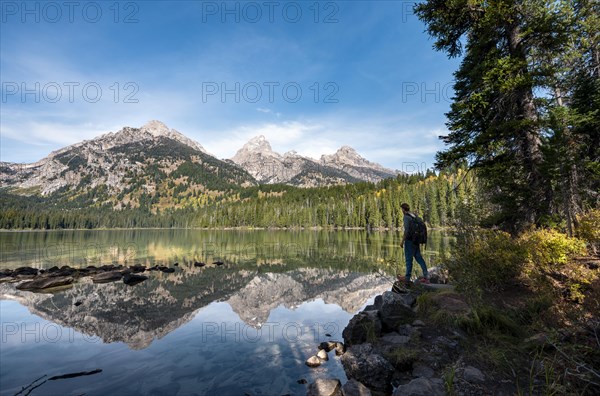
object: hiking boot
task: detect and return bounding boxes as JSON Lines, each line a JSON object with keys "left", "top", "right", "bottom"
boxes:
{"left": 418, "top": 277, "right": 430, "bottom": 284}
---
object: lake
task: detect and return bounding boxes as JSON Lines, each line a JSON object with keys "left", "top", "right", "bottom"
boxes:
{"left": 0, "top": 230, "right": 453, "bottom": 395}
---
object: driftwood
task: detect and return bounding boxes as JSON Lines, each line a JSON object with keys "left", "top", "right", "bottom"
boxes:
{"left": 14, "top": 369, "right": 102, "bottom": 396}
{"left": 48, "top": 369, "right": 102, "bottom": 381}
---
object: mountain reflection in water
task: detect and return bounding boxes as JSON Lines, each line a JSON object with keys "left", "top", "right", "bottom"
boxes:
{"left": 0, "top": 230, "right": 454, "bottom": 395}
{"left": 1, "top": 266, "right": 390, "bottom": 350}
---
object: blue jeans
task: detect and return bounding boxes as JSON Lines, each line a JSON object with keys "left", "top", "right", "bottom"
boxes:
{"left": 405, "top": 240, "right": 428, "bottom": 280}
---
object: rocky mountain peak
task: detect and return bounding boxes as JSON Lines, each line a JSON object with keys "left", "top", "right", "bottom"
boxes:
{"left": 339, "top": 145, "right": 358, "bottom": 153}
{"left": 140, "top": 120, "right": 171, "bottom": 137}
{"left": 245, "top": 135, "right": 273, "bottom": 152}
{"left": 317, "top": 145, "right": 399, "bottom": 182}
{"left": 232, "top": 135, "right": 280, "bottom": 164}
{"left": 135, "top": 120, "right": 207, "bottom": 153}
{"left": 321, "top": 145, "right": 365, "bottom": 166}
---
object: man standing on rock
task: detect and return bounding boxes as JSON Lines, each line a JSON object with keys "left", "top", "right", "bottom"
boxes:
{"left": 399, "top": 203, "right": 429, "bottom": 286}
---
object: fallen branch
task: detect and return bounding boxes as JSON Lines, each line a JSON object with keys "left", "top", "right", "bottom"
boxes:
{"left": 14, "top": 369, "right": 102, "bottom": 396}
{"left": 13, "top": 375, "right": 46, "bottom": 396}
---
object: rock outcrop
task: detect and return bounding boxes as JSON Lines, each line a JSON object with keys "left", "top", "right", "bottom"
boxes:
{"left": 337, "top": 284, "right": 508, "bottom": 395}
{"left": 307, "top": 378, "right": 342, "bottom": 396}
{"left": 340, "top": 343, "right": 395, "bottom": 392}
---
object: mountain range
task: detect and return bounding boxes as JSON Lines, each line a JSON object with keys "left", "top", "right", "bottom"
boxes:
{"left": 0, "top": 121, "right": 400, "bottom": 209}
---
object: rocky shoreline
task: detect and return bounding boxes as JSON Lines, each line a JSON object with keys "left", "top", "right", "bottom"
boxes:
{"left": 3, "top": 265, "right": 501, "bottom": 395}
{"left": 302, "top": 283, "right": 505, "bottom": 396}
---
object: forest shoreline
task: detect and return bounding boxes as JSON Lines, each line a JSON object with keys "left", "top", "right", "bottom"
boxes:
{"left": 0, "top": 226, "right": 453, "bottom": 232}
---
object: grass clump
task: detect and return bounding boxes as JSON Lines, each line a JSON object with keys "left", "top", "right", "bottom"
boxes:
{"left": 360, "top": 322, "right": 379, "bottom": 344}
{"left": 457, "top": 306, "right": 522, "bottom": 339}
{"left": 443, "top": 363, "right": 457, "bottom": 396}
{"left": 385, "top": 347, "right": 418, "bottom": 371}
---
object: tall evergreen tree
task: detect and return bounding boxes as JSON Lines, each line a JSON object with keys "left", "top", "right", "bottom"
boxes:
{"left": 415, "top": 0, "right": 572, "bottom": 231}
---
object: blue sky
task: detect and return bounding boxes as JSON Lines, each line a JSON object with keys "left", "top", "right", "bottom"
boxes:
{"left": 0, "top": 1, "right": 460, "bottom": 172}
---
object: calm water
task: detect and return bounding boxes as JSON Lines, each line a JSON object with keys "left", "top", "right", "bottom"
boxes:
{"left": 0, "top": 230, "right": 453, "bottom": 395}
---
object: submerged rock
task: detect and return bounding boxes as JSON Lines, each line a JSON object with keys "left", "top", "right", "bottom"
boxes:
{"left": 17, "top": 276, "right": 73, "bottom": 291}
{"left": 123, "top": 273, "right": 148, "bottom": 286}
{"left": 0, "top": 269, "right": 13, "bottom": 280}
{"left": 194, "top": 262, "right": 206, "bottom": 267}
{"left": 130, "top": 265, "right": 146, "bottom": 273}
{"left": 92, "top": 271, "right": 123, "bottom": 283}
{"left": 13, "top": 267, "right": 38, "bottom": 276}
{"left": 307, "top": 378, "right": 342, "bottom": 396}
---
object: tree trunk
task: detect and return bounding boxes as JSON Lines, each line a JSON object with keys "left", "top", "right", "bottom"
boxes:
{"left": 506, "top": 22, "right": 544, "bottom": 226}
{"left": 555, "top": 87, "right": 581, "bottom": 236}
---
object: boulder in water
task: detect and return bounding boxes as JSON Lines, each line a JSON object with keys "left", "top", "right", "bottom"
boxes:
{"left": 317, "top": 349, "right": 329, "bottom": 361}
{"left": 305, "top": 356, "right": 322, "bottom": 368}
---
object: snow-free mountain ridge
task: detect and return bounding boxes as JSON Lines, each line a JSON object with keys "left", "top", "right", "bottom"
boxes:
{"left": 231, "top": 134, "right": 399, "bottom": 185}
{"left": 1, "top": 121, "right": 401, "bottom": 201}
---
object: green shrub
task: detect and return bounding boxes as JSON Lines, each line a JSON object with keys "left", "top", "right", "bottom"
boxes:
{"left": 447, "top": 227, "right": 589, "bottom": 306}
{"left": 577, "top": 209, "right": 600, "bottom": 254}
{"left": 519, "top": 228, "right": 587, "bottom": 270}
{"left": 446, "top": 229, "right": 527, "bottom": 296}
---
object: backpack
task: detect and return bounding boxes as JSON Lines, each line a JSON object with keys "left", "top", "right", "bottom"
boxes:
{"left": 407, "top": 214, "right": 428, "bottom": 245}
